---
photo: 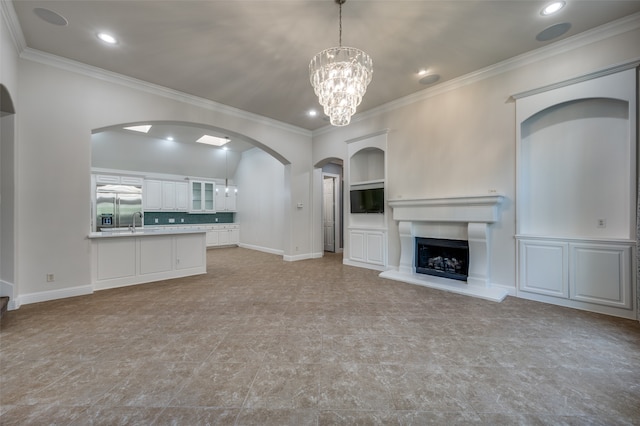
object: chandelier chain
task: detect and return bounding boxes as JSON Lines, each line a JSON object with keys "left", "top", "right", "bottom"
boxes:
{"left": 338, "top": 0, "right": 342, "bottom": 47}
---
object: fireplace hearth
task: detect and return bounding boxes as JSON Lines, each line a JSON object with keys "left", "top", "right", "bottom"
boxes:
{"left": 416, "top": 238, "right": 469, "bottom": 281}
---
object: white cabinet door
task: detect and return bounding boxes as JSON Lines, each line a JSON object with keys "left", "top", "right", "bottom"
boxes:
{"left": 215, "top": 185, "right": 237, "bottom": 211}
{"left": 175, "top": 182, "right": 189, "bottom": 211}
{"left": 365, "top": 231, "right": 385, "bottom": 265}
{"left": 162, "top": 181, "right": 176, "bottom": 210}
{"left": 349, "top": 231, "right": 366, "bottom": 263}
{"left": 190, "top": 180, "right": 216, "bottom": 212}
{"left": 144, "top": 180, "right": 163, "bottom": 211}
{"left": 228, "top": 225, "right": 240, "bottom": 244}
{"left": 518, "top": 239, "right": 569, "bottom": 298}
{"left": 206, "top": 228, "right": 219, "bottom": 247}
{"left": 570, "top": 243, "right": 632, "bottom": 308}
{"left": 218, "top": 227, "right": 230, "bottom": 245}
{"left": 175, "top": 234, "right": 206, "bottom": 270}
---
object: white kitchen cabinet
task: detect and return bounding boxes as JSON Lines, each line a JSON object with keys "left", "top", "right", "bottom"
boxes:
{"left": 96, "top": 174, "right": 144, "bottom": 186}
{"left": 205, "top": 224, "right": 240, "bottom": 247}
{"left": 162, "top": 181, "right": 176, "bottom": 210}
{"left": 190, "top": 180, "right": 216, "bottom": 213}
{"left": 175, "top": 182, "right": 189, "bottom": 211}
{"left": 144, "top": 179, "right": 188, "bottom": 211}
{"left": 144, "top": 179, "right": 163, "bottom": 211}
{"left": 215, "top": 185, "right": 237, "bottom": 212}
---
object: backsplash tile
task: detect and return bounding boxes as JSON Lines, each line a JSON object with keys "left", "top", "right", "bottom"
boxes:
{"left": 144, "top": 211, "right": 234, "bottom": 225}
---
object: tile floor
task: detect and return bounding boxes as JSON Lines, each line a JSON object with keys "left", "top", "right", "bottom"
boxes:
{"left": 1, "top": 247, "right": 639, "bottom": 425}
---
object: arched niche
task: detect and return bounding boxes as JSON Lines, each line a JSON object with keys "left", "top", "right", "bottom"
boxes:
{"left": 519, "top": 97, "right": 631, "bottom": 238}
{"left": 514, "top": 67, "right": 638, "bottom": 319}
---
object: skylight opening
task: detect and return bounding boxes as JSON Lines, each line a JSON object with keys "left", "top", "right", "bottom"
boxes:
{"left": 196, "top": 135, "right": 230, "bottom": 147}
{"left": 123, "top": 124, "right": 151, "bottom": 133}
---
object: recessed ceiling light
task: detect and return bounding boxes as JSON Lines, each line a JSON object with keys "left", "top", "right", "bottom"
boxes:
{"left": 123, "top": 124, "right": 151, "bottom": 133}
{"left": 418, "top": 69, "right": 428, "bottom": 76}
{"left": 196, "top": 135, "right": 230, "bottom": 147}
{"left": 541, "top": 1, "right": 565, "bottom": 16}
{"left": 97, "top": 32, "right": 117, "bottom": 45}
{"left": 308, "top": 110, "right": 318, "bottom": 117}
{"left": 33, "top": 8, "right": 68, "bottom": 26}
{"left": 167, "top": 136, "right": 174, "bottom": 141}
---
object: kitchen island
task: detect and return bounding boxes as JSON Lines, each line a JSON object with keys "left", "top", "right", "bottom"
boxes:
{"left": 89, "top": 227, "right": 207, "bottom": 290}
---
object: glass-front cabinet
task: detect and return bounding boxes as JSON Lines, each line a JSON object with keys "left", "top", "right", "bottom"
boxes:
{"left": 189, "top": 180, "right": 216, "bottom": 213}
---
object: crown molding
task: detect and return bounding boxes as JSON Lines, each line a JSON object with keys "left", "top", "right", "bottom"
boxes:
{"left": 1, "top": 0, "right": 26, "bottom": 53}
{"left": 19, "top": 47, "right": 312, "bottom": 138}
{"left": 313, "top": 11, "right": 640, "bottom": 138}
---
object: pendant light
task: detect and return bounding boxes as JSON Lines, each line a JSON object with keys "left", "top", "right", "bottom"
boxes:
{"left": 309, "top": 0, "right": 373, "bottom": 126}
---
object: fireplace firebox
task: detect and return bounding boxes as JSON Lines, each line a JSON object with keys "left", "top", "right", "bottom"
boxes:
{"left": 415, "top": 237, "right": 469, "bottom": 282}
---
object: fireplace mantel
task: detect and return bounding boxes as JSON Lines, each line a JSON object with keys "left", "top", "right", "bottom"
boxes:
{"left": 388, "top": 194, "right": 504, "bottom": 223}
{"left": 380, "top": 194, "right": 509, "bottom": 302}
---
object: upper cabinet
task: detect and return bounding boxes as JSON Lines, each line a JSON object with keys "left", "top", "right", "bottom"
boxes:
{"left": 96, "top": 174, "right": 143, "bottom": 186}
{"left": 144, "top": 179, "right": 189, "bottom": 212}
{"left": 215, "top": 185, "right": 237, "bottom": 212}
{"left": 190, "top": 180, "right": 216, "bottom": 213}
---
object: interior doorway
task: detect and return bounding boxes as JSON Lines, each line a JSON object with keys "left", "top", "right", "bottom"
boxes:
{"left": 323, "top": 173, "right": 340, "bottom": 252}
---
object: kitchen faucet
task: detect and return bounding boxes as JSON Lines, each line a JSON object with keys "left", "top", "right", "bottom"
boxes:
{"left": 131, "top": 211, "right": 143, "bottom": 232}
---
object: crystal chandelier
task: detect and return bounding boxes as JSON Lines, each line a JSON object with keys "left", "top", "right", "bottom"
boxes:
{"left": 309, "top": 0, "right": 372, "bottom": 126}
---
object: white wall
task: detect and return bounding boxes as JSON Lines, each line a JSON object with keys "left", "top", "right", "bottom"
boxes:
{"left": 14, "top": 55, "right": 312, "bottom": 303}
{"left": 91, "top": 130, "right": 242, "bottom": 180}
{"left": 235, "top": 147, "right": 285, "bottom": 254}
{"left": 312, "top": 23, "right": 640, "bottom": 291}
{"left": 0, "top": 7, "right": 19, "bottom": 304}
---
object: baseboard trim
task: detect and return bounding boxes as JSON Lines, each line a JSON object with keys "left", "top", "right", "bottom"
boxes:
{"left": 19, "top": 285, "right": 94, "bottom": 306}
{"left": 238, "top": 243, "right": 284, "bottom": 256}
{"left": 343, "top": 258, "right": 388, "bottom": 272}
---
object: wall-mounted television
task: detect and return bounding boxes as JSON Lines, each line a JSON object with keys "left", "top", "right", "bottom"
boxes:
{"left": 350, "top": 187, "right": 384, "bottom": 214}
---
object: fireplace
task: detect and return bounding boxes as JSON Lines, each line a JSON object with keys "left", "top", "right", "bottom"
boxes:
{"left": 416, "top": 238, "right": 469, "bottom": 281}
{"left": 379, "top": 195, "right": 509, "bottom": 302}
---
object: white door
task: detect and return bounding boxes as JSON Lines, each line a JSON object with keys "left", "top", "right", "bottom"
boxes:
{"left": 323, "top": 176, "right": 336, "bottom": 252}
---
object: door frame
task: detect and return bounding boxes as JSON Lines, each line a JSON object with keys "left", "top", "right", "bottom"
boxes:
{"left": 322, "top": 172, "right": 342, "bottom": 253}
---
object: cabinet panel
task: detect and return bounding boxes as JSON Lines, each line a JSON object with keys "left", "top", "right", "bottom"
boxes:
{"left": 570, "top": 244, "right": 631, "bottom": 308}
{"left": 176, "top": 234, "right": 206, "bottom": 270}
{"left": 96, "top": 238, "right": 136, "bottom": 280}
{"left": 519, "top": 240, "right": 569, "bottom": 298}
{"left": 175, "top": 182, "right": 189, "bottom": 211}
{"left": 144, "top": 180, "right": 163, "bottom": 211}
{"left": 206, "top": 228, "right": 219, "bottom": 246}
{"left": 139, "top": 236, "right": 173, "bottom": 274}
{"left": 162, "top": 181, "right": 176, "bottom": 210}
{"left": 349, "top": 231, "right": 366, "bottom": 262}
{"left": 229, "top": 226, "right": 240, "bottom": 244}
{"left": 366, "top": 232, "right": 385, "bottom": 265}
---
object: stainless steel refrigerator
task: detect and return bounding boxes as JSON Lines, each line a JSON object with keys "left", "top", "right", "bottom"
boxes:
{"left": 95, "top": 184, "right": 143, "bottom": 231}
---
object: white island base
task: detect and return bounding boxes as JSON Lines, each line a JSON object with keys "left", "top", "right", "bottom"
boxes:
{"left": 89, "top": 229, "right": 206, "bottom": 291}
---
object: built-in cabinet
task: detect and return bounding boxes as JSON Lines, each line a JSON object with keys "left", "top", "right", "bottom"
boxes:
{"left": 144, "top": 179, "right": 189, "bottom": 211}
{"left": 514, "top": 68, "right": 637, "bottom": 319}
{"left": 92, "top": 232, "right": 207, "bottom": 290}
{"left": 205, "top": 224, "right": 240, "bottom": 247}
{"left": 519, "top": 238, "right": 632, "bottom": 309}
{"left": 349, "top": 228, "right": 385, "bottom": 266}
{"left": 345, "top": 131, "right": 389, "bottom": 271}
{"left": 190, "top": 180, "right": 216, "bottom": 213}
{"left": 95, "top": 174, "right": 144, "bottom": 186}
{"left": 215, "top": 185, "right": 237, "bottom": 212}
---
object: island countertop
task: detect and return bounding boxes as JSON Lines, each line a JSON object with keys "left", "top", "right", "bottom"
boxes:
{"left": 88, "top": 226, "right": 209, "bottom": 239}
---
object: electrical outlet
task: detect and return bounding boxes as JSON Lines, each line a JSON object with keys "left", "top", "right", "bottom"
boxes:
{"left": 215, "top": 218, "right": 219, "bottom": 222}
{"left": 168, "top": 218, "right": 175, "bottom": 223}
{"left": 154, "top": 218, "right": 158, "bottom": 223}
{"left": 180, "top": 218, "right": 184, "bottom": 223}
{"left": 46, "top": 274, "right": 55, "bottom": 282}
{"left": 597, "top": 218, "right": 606, "bottom": 228}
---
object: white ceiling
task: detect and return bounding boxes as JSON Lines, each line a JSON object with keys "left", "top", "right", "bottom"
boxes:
{"left": 10, "top": 0, "right": 640, "bottom": 131}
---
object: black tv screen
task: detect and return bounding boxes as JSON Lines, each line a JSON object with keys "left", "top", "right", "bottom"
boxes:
{"left": 350, "top": 188, "right": 384, "bottom": 213}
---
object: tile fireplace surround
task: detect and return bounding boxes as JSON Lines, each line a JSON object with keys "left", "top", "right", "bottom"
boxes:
{"left": 380, "top": 195, "right": 509, "bottom": 302}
